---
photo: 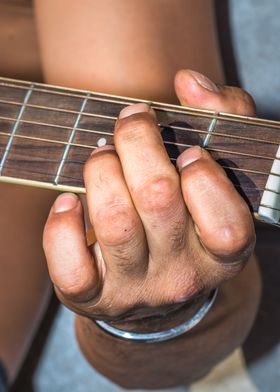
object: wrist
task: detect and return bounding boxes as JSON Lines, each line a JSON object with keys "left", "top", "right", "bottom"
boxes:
{"left": 101, "top": 291, "right": 212, "bottom": 334}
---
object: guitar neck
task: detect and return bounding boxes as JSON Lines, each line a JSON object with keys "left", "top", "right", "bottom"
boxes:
{"left": 0, "top": 77, "right": 280, "bottom": 226}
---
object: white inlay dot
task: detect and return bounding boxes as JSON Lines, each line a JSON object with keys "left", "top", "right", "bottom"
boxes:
{"left": 97, "top": 137, "right": 107, "bottom": 147}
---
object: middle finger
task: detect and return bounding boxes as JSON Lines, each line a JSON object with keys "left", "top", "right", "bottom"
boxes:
{"left": 114, "top": 103, "right": 189, "bottom": 261}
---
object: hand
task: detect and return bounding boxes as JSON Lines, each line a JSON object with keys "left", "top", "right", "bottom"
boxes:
{"left": 43, "top": 69, "right": 256, "bottom": 324}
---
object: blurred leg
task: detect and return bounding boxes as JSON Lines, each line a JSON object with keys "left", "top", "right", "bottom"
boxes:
{"left": 0, "top": 184, "right": 57, "bottom": 382}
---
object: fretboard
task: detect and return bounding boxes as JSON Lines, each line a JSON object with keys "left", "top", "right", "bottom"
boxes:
{"left": 0, "top": 77, "right": 280, "bottom": 226}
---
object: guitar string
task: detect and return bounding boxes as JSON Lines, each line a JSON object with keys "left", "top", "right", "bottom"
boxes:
{"left": 2, "top": 80, "right": 280, "bottom": 130}
{"left": 1, "top": 114, "right": 280, "bottom": 156}
{"left": 0, "top": 132, "right": 280, "bottom": 181}
{"left": 0, "top": 159, "right": 84, "bottom": 183}
{"left": 1, "top": 99, "right": 280, "bottom": 150}
{"left": 1, "top": 144, "right": 279, "bottom": 195}
{"left": 0, "top": 120, "right": 277, "bottom": 163}
{"left": 0, "top": 113, "right": 280, "bottom": 165}
{"left": 2, "top": 162, "right": 280, "bottom": 214}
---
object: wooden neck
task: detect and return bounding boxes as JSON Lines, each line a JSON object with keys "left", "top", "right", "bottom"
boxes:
{"left": 0, "top": 77, "right": 280, "bottom": 225}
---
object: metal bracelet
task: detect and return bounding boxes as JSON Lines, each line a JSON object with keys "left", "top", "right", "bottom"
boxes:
{"left": 94, "top": 288, "right": 218, "bottom": 343}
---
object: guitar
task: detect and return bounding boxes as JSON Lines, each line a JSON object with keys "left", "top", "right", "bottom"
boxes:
{"left": 0, "top": 77, "right": 279, "bottom": 227}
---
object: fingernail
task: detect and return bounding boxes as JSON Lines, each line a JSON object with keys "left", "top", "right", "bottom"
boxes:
{"left": 91, "top": 144, "right": 115, "bottom": 157}
{"left": 190, "top": 70, "right": 219, "bottom": 92}
{"left": 53, "top": 193, "right": 78, "bottom": 213}
{"left": 119, "top": 103, "right": 151, "bottom": 119}
{"left": 176, "top": 146, "right": 202, "bottom": 171}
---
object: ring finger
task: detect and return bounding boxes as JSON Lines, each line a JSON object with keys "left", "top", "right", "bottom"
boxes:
{"left": 84, "top": 146, "right": 148, "bottom": 278}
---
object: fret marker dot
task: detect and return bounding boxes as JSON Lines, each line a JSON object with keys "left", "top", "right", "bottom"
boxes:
{"left": 97, "top": 138, "right": 107, "bottom": 147}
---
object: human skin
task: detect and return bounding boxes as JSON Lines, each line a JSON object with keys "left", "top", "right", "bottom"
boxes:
{"left": 0, "top": 0, "right": 261, "bottom": 386}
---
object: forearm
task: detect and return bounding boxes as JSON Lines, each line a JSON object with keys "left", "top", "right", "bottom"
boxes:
{"left": 76, "top": 255, "right": 261, "bottom": 389}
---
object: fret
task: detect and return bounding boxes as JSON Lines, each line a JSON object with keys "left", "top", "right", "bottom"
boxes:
{"left": 203, "top": 113, "right": 219, "bottom": 147}
{"left": 1, "top": 137, "right": 64, "bottom": 183}
{"left": 54, "top": 93, "right": 90, "bottom": 185}
{"left": 0, "top": 86, "right": 33, "bottom": 175}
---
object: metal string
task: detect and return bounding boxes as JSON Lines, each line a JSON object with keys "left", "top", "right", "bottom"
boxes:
{"left": 0, "top": 99, "right": 280, "bottom": 149}
{"left": 0, "top": 144, "right": 278, "bottom": 196}
{"left": 0, "top": 129, "right": 279, "bottom": 179}
{"left": 0, "top": 129, "right": 280, "bottom": 178}
{"left": 2, "top": 80, "right": 280, "bottom": 129}
{"left": 2, "top": 145, "right": 280, "bottom": 215}
{"left": 0, "top": 114, "right": 279, "bottom": 163}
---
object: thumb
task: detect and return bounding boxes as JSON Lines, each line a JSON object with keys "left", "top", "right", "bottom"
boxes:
{"left": 174, "top": 69, "right": 256, "bottom": 117}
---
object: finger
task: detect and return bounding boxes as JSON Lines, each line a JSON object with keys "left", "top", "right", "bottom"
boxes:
{"left": 84, "top": 146, "right": 148, "bottom": 277}
{"left": 43, "top": 193, "right": 100, "bottom": 301}
{"left": 177, "top": 146, "right": 255, "bottom": 264}
{"left": 114, "top": 103, "right": 189, "bottom": 260}
{"left": 174, "top": 69, "right": 256, "bottom": 116}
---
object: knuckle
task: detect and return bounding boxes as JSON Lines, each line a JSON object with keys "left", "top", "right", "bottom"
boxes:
{"left": 237, "top": 89, "right": 256, "bottom": 116}
{"left": 134, "top": 175, "right": 179, "bottom": 216}
{"left": 115, "top": 113, "right": 156, "bottom": 144}
{"left": 148, "top": 266, "right": 204, "bottom": 306}
{"left": 168, "top": 268, "right": 204, "bottom": 303}
{"left": 91, "top": 294, "right": 136, "bottom": 319}
{"left": 55, "top": 267, "right": 96, "bottom": 301}
{"left": 95, "top": 203, "right": 138, "bottom": 247}
{"left": 225, "top": 86, "right": 256, "bottom": 116}
{"left": 181, "top": 159, "right": 216, "bottom": 192}
{"left": 213, "top": 224, "right": 255, "bottom": 259}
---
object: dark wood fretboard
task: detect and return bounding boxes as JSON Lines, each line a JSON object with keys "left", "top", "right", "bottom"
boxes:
{"left": 0, "top": 77, "right": 280, "bottom": 225}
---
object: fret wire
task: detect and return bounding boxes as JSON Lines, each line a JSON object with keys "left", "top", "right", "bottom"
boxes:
{"left": 54, "top": 93, "right": 89, "bottom": 185}
{"left": 0, "top": 130, "right": 280, "bottom": 180}
{"left": 1, "top": 101, "right": 280, "bottom": 147}
{"left": 0, "top": 87, "right": 33, "bottom": 175}
{"left": 2, "top": 79, "right": 280, "bottom": 129}
{"left": 203, "top": 113, "right": 218, "bottom": 147}
{"left": 1, "top": 144, "right": 279, "bottom": 197}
